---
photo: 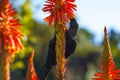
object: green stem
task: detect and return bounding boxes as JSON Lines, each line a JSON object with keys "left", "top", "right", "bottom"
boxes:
{"left": 0, "top": 52, "right": 10, "bottom": 80}
{"left": 0, "top": 34, "right": 10, "bottom": 80}
{"left": 55, "top": 24, "right": 66, "bottom": 80}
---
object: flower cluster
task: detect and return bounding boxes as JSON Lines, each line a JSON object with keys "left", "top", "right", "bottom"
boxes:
{"left": 42, "top": 0, "right": 76, "bottom": 25}
{"left": 0, "top": 0, "right": 24, "bottom": 55}
{"left": 93, "top": 27, "right": 120, "bottom": 80}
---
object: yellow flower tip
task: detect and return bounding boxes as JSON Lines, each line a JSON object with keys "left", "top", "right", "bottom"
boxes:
{"left": 104, "top": 26, "right": 108, "bottom": 36}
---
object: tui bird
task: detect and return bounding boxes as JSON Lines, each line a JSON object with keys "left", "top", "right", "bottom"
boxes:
{"left": 39, "top": 18, "right": 78, "bottom": 80}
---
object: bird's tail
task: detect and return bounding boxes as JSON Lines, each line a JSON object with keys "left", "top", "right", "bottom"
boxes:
{"left": 39, "top": 66, "right": 52, "bottom": 80}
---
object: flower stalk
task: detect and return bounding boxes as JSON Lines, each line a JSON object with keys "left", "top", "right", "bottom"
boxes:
{"left": 55, "top": 23, "right": 66, "bottom": 80}
{"left": 0, "top": 49, "right": 10, "bottom": 80}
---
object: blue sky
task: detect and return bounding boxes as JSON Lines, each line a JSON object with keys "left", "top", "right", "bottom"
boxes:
{"left": 11, "top": 0, "right": 120, "bottom": 44}
{"left": 31, "top": 0, "right": 120, "bottom": 44}
{"left": 74, "top": 0, "right": 120, "bottom": 44}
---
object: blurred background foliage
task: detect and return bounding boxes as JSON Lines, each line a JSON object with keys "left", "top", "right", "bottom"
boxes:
{"left": 9, "top": 0, "right": 120, "bottom": 80}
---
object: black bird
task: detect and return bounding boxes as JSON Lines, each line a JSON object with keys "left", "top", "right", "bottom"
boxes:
{"left": 39, "top": 18, "right": 78, "bottom": 80}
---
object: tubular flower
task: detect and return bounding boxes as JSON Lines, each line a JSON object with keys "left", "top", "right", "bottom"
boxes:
{"left": 42, "top": 0, "right": 76, "bottom": 25}
{"left": 93, "top": 27, "right": 120, "bottom": 80}
{"left": 0, "top": 0, "right": 24, "bottom": 56}
{"left": 25, "top": 51, "right": 38, "bottom": 80}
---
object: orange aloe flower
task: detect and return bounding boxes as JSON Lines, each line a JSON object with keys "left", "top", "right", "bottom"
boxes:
{"left": 93, "top": 27, "right": 120, "bottom": 80}
{"left": 25, "top": 51, "right": 38, "bottom": 80}
{"left": 43, "top": 0, "right": 76, "bottom": 79}
{"left": 0, "top": 0, "right": 24, "bottom": 56}
{"left": 42, "top": 0, "right": 76, "bottom": 25}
